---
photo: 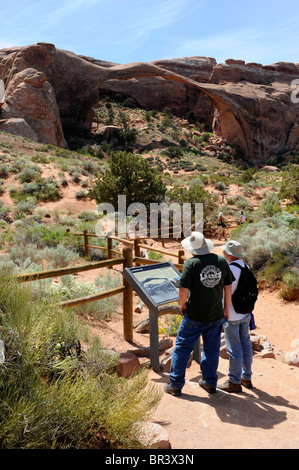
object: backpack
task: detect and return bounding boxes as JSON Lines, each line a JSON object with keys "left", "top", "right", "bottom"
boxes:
{"left": 230, "top": 262, "right": 258, "bottom": 314}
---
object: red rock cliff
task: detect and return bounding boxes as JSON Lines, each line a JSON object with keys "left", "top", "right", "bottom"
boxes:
{"left": 1, "top": 43, "right": 298, "bottom": 162}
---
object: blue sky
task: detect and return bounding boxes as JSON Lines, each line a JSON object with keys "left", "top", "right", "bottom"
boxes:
{"left": 0, "top": 0, "right": 299, "bottom": 65}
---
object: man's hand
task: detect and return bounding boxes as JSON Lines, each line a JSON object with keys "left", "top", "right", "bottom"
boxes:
{"left": 179, "top": 287, "right": 189, "bottom": 317}
{"left": 180, "top": 303, "right": 187, "bottom": 316}
{"left": 223, "top": 308, "right": 229, "bottom": 321}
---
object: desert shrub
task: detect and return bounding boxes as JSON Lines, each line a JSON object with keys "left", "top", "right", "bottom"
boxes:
{"left": 44, "top": 245, "right": 78, "bottom": 268}
{"left": 167, "top": 183, "right": 217, "bottom": 222}
{"left": 279, "top": 271, "right": 299, "bottom": 300}
{"left": 0, "top": 272, "right": 161, "bottom": 449}
{"left": 5, "top": 243, "right": 45, "bottom": 268}
{"left": 12, "top": 178, "right": 61, "bottom": 203}
{"left": 0, "top": 201, "right": 10, "bottom": 220}
{"left": 14, "top": 223, "right": 66, "bottom": 248}
{"left": 14, "top": 197, "right": 36, "bottom": 216}
{"left": 50, "top": 272, "right": 122, "bottom": 320}
{"left": 78, "top": 211, "right": 98, "bottom": 222}
{"left": 147, "top": 250, "right": 164, "bottom": 261}
{"left": 279, "top": 166, "right": 299, "bottom": 203}
{"left": 260, "top": 192, "right": 282, "bottom": 216}
{"left": 161, "top": 146, "right": 184, "bottom": 159}
{"left": 118, "top": 128, "right": 138, "bottom": 149}
{"left": 75, "top": 190, "right": 89, "bottom": 200}
{"left": 159, "top": 314, "right": 182, "bottom": 336}
{"left": 122, "top": 97, "right": 138, "bottom": 108}
{"left": 236, "top": 218, "right": 298, "bottom": 270}
{"left": 0, "top": 164, "right": 10, "bottom": 178}
{"left": 0, "top": 243, "right": 76, "bottom": 277}
{"left": 90, "top": 151, "right": 166, "bottom": 210}
{"left": 239, "top": 167, "right": 257, "bottom": 183}
{"left": 18, "top": 166, "right": 42, "bottom": 183}
{"left": 231, "top": 213, "right": 299, "bottom": 296}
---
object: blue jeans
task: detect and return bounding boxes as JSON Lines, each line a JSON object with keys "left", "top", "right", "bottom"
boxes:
{"left": 223, "top": 315, "right": 252, "bottom": 384}
{"left": 169, "top": 315, "right": 223, "bottom": 390}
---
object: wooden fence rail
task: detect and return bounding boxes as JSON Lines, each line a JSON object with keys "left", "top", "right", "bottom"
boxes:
{"left": 67, "top": 220, "right": 240, "bottom": 261}
{"left": 16, "top": 248, "right": 134, "bottom": 342}
{"left": 67, "top": 230, "right": 186, "bottom": 265}
{"left": 15, "top": 221, "right": 239, "bottom": 356}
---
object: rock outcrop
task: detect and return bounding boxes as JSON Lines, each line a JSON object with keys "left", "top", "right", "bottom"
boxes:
{"left": 1, "top": 42, "right": 299, "bottom": 162}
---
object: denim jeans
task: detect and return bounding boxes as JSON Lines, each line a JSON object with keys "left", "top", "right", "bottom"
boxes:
{"left": 169, "top": 315, "right": 223, "bottom": 390}
{"left": 223, "top": 314, "right": 252, "bottom": 384}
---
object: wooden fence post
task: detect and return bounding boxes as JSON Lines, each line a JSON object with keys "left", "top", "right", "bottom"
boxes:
{"left": 107, "top": 236, "right": 112, "bottom": 267}
{"left": 134, "top": 238, "right": 141, "bottom": 266}
{"left": 178, "top": 249, "right": 185, "bottom": 266}
{"left": 123, "top": 247, "right": 133, "bottom": 342}
{"left": 83, "top": 230, "right": 89, "bottom": 257}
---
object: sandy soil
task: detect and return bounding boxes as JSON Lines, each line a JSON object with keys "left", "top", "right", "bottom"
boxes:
{"left": 1, "top": 157, "right": 298, "bottom": 449}
{"left": 85, "top": 235, "right": 299, "bottom": 450}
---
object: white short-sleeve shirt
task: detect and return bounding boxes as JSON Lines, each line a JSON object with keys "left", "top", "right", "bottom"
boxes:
{"left": 229, "top": 260, "right": 249, "bottom": 321}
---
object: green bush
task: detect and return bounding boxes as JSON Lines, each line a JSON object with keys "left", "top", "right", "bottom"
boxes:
{"left": 50, "top": 272, "right": 122, "bottom": 321}
{"left": 279, "top": 166, "right": 299, "bottom": 203}
{"left": 161, "top": 146, "right": 184, "bottom": 159}
{"left": 231, "top": 213, "right": 299, "bottom": 298}
{"left": 0, "top": 272, "right": 161, "bottom": 448}
{"left": 11, "top": 178, "right": 61, "bottom": 203}
{"left": 18, "top": 166, "right": 42, "bottom": 183}
{"left": 90, "top": 151, "right": 166, "bottom": 210}
{"left": 14, "top": 223, "right": 66, "bottom": 248}
{"left": 279, "top": 270, "right": 299, "bottom": 300}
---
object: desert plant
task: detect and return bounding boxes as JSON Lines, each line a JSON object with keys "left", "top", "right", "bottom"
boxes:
{"left": 279, "top": 270, "right": 299, "bottom": 300}
{"left": 90, "top": 151, "right": 166, "bottom": 210}
{"left": 0, "top": 272, "right": 161, "bottom": 449}
{"left": 279, "top": 166, "right": 299, "bottom": 203}
{"left": 50, "top": 272, "right": 122, "bottom": 321}
{"left": 18, "top": 166, "right": 42, "bottom": 183}
{"left": 44, "top": 244, "right": 78, "bottom": 269}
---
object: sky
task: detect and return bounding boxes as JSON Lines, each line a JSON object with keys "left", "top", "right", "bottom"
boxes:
{"left": 0, "top": 0, "right": 299, "bottom": 66}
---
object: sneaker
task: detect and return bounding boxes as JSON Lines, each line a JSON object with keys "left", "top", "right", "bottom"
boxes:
{"left": 164, "top": 381, "right": 181, "bottom": 397}
{"left": 241, "top": 378, "right": 253, "bottom": 389}
{"left": 218, "top": 380, "right": 242, "bottom": 393}
{"left": 199, "top": 378, "right": 217, "bottom": 394}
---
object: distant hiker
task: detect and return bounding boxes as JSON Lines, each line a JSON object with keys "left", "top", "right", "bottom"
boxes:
{"left": 217, "top": 212, "right": 227, "bottom": 240}
{"left": 164, "top": 232, "right": 233, "bottom": 396}
{"left": 239, "top": 210, "right": 246, "bottom": 224}
{"left": 218, "top": 240, "right": 256, "bottom": 393}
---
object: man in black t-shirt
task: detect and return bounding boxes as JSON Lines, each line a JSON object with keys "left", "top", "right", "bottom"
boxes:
{"left": 164, "top": 232, "right": 233, "bottom": 396}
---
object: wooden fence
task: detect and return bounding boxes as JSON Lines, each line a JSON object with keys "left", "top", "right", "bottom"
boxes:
{"left": 15, "top": 222, "right": 239, "bottom": 349}
{"left": 67, "top": 229, "right": 187, "bottom": 265}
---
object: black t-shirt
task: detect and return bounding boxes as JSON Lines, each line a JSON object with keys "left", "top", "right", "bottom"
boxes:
{"left": 178, "top": 253, "right": 233, "bottom": 323}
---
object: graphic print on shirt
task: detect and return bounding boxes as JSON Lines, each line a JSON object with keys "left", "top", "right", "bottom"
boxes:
{"left": 200, "top": 265, "right": 222, "bottom": 288}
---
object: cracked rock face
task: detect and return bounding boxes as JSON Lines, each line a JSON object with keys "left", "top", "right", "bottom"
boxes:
{"left": 1, "top": 43, "right": 299, "bottom": 162}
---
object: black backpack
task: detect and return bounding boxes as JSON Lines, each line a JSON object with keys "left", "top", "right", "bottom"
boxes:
{"left": 230, "top": 262, "right": 258, "bottom": 314}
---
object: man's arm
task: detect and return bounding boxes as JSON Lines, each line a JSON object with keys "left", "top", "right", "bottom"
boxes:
{"left": 179, "top": 287, "right": 189, "bottom": 316}
{"left": 223, "top": 284, "right": 232, "bottom": 321}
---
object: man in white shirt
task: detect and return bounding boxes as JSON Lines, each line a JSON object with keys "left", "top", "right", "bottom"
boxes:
{"left": 218, "top": 240, "right": 253, "bottom": 393}
{"left": 239, "top": 210, "right": 246, "bottom": 224}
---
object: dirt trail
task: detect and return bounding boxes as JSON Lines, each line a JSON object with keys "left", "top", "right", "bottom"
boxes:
{"left": 94, "top": 236, "right": 299, "bottom": 450}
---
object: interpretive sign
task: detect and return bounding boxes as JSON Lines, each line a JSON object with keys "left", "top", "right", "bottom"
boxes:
{"left": 122, "top": 261, "right": 200, "bottom": 372}
{"left": 122, "top": 262, "right": 180, "bottom": 310}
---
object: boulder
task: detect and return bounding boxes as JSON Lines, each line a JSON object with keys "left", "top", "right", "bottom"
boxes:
{"left": 281, "top": 351, "right": 299, "bottom": 367}
{"left": 0, "top": 67, "right": 64, "bottom": 147}
{"left": 115, "top": 352, "right": 140, "bottom": 378}
{"left": 136, "top": 422, "right": 170, "bottom": 449}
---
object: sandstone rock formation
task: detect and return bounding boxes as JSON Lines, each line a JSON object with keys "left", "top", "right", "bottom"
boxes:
{"left": 1, "top": 42, "right": 299, "bottom": 162}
